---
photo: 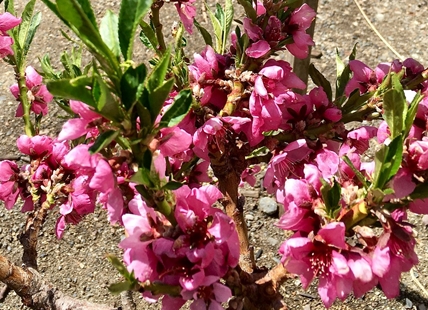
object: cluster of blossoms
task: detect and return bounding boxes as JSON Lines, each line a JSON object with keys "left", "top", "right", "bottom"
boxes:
{"left": 120, "top": 185, "right": 239, "bottom": 309}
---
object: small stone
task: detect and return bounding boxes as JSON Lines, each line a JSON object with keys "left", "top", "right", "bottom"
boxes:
{"left": 255, "top": 249, "right": 263, "bottom": 260}
{"left": 375, "top": 13, "right": 385, "bottom": 22}
{"left": 245, "top": 214, "right": 254, "bottom": 221}
{"left": 240, "top": 189, "right": 260, "bottom": 198}
{"left": 405, "top": 298, "right": 413, "bottom": 309}
{"left": 303, "top": 305, "right": 311, "bottom": 310}
{"left": 418, "top": 304, "right": 427, "bottom": 310}
{"left": 267, "top": 237, "right": 278, "bottom": 246}
{"left": 258, "top": 197, "right": 278, "bottom": 216}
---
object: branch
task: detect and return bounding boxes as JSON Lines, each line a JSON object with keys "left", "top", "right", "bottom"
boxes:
{"left": 0, "top": 254, "right": 116, "bottom": 310}
{"left": 19, "top": 201, "right": 50, "bottom": 270}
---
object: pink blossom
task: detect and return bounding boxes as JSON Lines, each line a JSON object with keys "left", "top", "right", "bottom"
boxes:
{"left": 58, "top": 100, "right": 101, "bottom": 141}
{"left": 193, "top": 118, "right": 225, "bottom": 160}
{"left": 263, "top": 139, "right": 311, "bottom": 194}
{"left": 158, "top": 126, "right": 193, "bottom": 157}
{"left": 175, "top": 0, "right": 196, "bottom": 34}
{"left": 315, "top": 149, "right": 339, "bottom": 179}
{"left": 0, "top": 12, "right": 21, "bottom": 57}
{"left": 17, "top": 135, "right": 53, "bottom": 158}
{"left": 11, "top": 66, "right": 53, "bottom": 117}
{"left": 345, "top": 60, "right": 390, "bottom": 96}
{"left": 280, "top": 222, "right": 353, "bottom": 307}
{"left": 0, "top": 160, "right": 21, "bottom": 209}
{"left": 286, "top": 4, "right": 316, "bottom": 59}
{"left": 239, "top": 165, "right": 261, "bottom": 187}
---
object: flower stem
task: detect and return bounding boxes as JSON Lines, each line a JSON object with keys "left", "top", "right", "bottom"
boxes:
{"left": 16, "top": 66, "right": 35, "bottom": 137}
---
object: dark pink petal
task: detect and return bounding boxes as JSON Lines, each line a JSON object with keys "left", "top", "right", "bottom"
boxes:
{"left": 245, "top": 40, "right": 270, "bottom": 58}
{"left": 243, "top": 18, "right": 263, "bottom": 41}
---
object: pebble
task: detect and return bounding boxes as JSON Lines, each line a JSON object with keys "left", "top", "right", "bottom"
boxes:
{"left": 258, "top": 197, "right": 278, "bottom": 215}
{"left": 245, "top": 214, "right": 254, "bottom": 221}
{"left": 418, "top": 305, "right": 427, "bottom": 310}
{"left": 303, "top": 305, "right": 311, "bottom": 310}
{"left": 405, "top": 298, "right": 413, "bottom": 309}
{"left": 267, "top": 237, "right": 279, "bottom": 246}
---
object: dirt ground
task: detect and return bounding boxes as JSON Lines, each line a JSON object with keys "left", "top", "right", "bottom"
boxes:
{"left": 1, "top": 0, "right": 428, "bottom": 309}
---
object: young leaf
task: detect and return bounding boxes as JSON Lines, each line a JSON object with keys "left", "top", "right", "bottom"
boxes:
{"left": 159, "top": 89, "right": 192, "bottom": 127}
{"left": 383, "top": 74, "right": 406, "bottom": 138}
{"left": 100, "top": 10, "right": 120, "bottom": 57}
{"left": 162, "top": 181, "right": 183, "bottom": 190}
{"left": 55, "top": 0, "right": 119, "bottom": 75}
{"left": 309, "top": 63, "right": 332, "bottom": 101}
{"left": 236, "top": 0, "right": 256, "bottom": 21}
{"left": 222, "top": 0, "right": 234, "bottom": 53}
{"left": 118, "top": 0, "right": 152, "bottom": 60}
{"left": 92, "top": 76, "right": 122, "bottom": 122}
{"left": 205, "top": 1, "right": 222, "bottom": 53}
{"left": 89, "top": 130, "right": 120, "bottom": 154}
{"left": 194, "top": 19, "right": 213, "bottom": 46}
{"left": 120, "top": 63, "right": 147, "bottom": 110}
{"left": 146, "top": 49, "right": 171, "bottom": 93}
{"left": 108, "top": 281, "right": 134, "bottom": 295}
{"left": 17, "top": 0, "right": 36, "bottom": 50}
{"left": 148, "top": 78, "right": 175, "bottom": 121}
{"left": 320, "top": 179, "right": 341, "bottom": 218}
{"left": 131, "top": 167, "right": 155, "bottom": 188}
{"left": 47, "top": 76, "right": 95, "bottom": 107}
{"left": 404, "top": 91, "right": 423, "bottom": 138}
{"left": 139, "top": 20, "right": 158, "bottom": 50}
{"left": 75, "top": 0, "right": 97, "bottom": 28}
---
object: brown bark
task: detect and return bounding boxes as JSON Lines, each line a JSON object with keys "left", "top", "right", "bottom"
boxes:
{"left": 19, "top": 201, "right": 50, "bottom": 270}
{"left": 0, "top": 254, "right": 115, "bottom": 310}
{"left": 210, "top": 148, "right": 255, "bottom": 273}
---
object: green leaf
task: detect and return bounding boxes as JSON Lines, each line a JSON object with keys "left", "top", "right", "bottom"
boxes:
{"left": 47, "top": 76, "right": 95, "bottom": 106}
{"left": 159, "top": 89, "right": 192, "bottom": 128}
{"left": 75, "top": 0, "right": 97, "bottom": 28}
{"left": 120, "top": 63, "right": 147, "bottom": 110}
{"left": 139, "top": 20, "right": 158, "bottom": 50}
{"left": 236, "top": 0, "right": 256, "bottom": 21}
{"left": 92, "top": 76, "right": 122, "bottom": 122}
{"left": 55, "top": 0, "right": 116, "bottom": 71}
{"left": 309, "top": 63, "right": 333, "bottom": 102}
{"left": 148, "top": 78, "right": 175, "bottom": 121}
{"left": 320, "top": 179, "right": 342, "bottom": 218}
{"left": 146, "top": 48, "right": 171, "bottom": 93}
{"left": 245, "top": 146, "right": 270, "bottom": 159}
{"left": 205, "top": 1, "right": 222, "bottom": 53}
{"left": 372, "top": 135, "right": 403, "bottom": 190}
{"left": 335, "top": 44, "right": 357, "bottom": 101}
{"left": 222, "top": 0, "right": 234, "bottom": 53}
{"left": 22, "top": 11, "right": 41, "bottom": 57}
{"left": 89, "top": 130, "right": 120, "bottom": 154}
{"left": 383, "top": 74, "right": 407, "bottom": 138}
{"left": 118, "top": 0, "right": 152, "bottom": 60}
{"left": 107, "top": 254, "right": 129, "bottom": 276}
{"left": 404, "top": 91, "right": 423, "bottom": 138}
{"left": 108, "top": 281, "right": 134, "bottom": 295}
{"left": 40, "top": 0, "right": 69, "bottom": 26}
{"left": 162, "top": 181, "right": 183, "bottom": 190}
{"left": 131, "top": 167, "right": 155, "bottom": 188}
{"left": 100, "top": 10, "right": 120, "bottom": 57}
{"left": 194, "top": 19, "right": 213, "bottom": 46}
{"left": 17, "top": 0, "right": 36, "bottom": 49}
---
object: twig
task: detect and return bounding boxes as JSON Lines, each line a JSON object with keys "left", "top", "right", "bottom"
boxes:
{"left": 0, "top": 254, "right": 115, "bottom": 310}
{"left": 19, "top": 202, "right": 50, "bottom": 270}
{"left": 120, "top": 291, "right": 136, "bottom": 310}
{"left": 410, "top": 267, "right": 428, "bottom": 298}
{"left": 353, "top": 0, "right": 405, "bottom": 60}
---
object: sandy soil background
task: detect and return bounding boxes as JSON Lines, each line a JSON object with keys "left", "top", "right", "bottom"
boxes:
{"left": 1, "top": 0, "right": 428, "bottom": 309}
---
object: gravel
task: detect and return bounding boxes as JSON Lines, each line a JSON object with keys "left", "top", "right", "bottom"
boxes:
{"left": 1, "top": 0, "right": 428, "bottom": 309}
